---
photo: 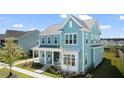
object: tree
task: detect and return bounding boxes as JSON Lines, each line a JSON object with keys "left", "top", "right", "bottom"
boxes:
{"left": 0, "top": 38, "right": 24, "bottom": 77}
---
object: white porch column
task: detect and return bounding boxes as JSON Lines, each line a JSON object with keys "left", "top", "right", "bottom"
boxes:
{"left": 33, "top": 49, "right": 34, "bottom": 62}
{"left": 44, "top": 51, "right": 46, "bottom": 64}
{"left": 52, "top": 51, "right": 54, "bottom": 65}
{"left": 38, "top": 50, "right": 40, "bottom": 62}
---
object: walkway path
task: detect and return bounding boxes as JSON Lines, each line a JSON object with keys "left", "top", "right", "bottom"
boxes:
{"left": 0, "top": 62, "right": 51, "bottom": 78}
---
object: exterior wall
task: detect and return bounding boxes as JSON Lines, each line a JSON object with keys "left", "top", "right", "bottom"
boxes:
{"left": 91, "top": 47, "right": 103, "bottom": 68}
{"left": 61, "top": 18, "right": 83, "bottom": 72}
{"left": 18, "top": 31, "right": 39, "bottom": 53}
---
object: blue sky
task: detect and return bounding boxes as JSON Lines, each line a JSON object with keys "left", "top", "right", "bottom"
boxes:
{"left": 0, "top": 14, "right": 124, "bottom": 38}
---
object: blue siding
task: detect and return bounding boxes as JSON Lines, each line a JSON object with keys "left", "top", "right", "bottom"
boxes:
{"left": 18, "top": 31, "right": 39, "bottom": 53}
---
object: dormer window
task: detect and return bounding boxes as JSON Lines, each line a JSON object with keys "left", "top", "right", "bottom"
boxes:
{"left": 69, "top": 21, "right": 72, "bottom": 28}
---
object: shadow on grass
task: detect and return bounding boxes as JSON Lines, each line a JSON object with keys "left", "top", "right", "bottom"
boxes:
{"left": 92, "top": 58, "right": 124, "bottom": 78}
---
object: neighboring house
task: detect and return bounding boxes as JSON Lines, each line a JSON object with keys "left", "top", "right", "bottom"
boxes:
{"left": 0, "top": 34, "right": 5, "bottom": 47}
{"left": 100, "top": 38, "right": 124, "bottom": 47}
{"left": 32, "top": 15, "right": 103, "bottom": 74}
{"left": 2, "top": 30, "right": 40, "bottom": 55}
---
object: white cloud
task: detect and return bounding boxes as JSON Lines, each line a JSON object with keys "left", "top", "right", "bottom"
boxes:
{"left": 13, "top": 24, "right": 24, "bottom": 28}
{"left": 0, "top": 29, "right": 6, "bottom": 34}
{"left": 119, "top": 15, "right": 124, "bottom": 20}
{"left": 100, "top": 25, "right": 111, "bottom": 29}
{"left": 78, "top": 15, "right": 93, "bottom": 20}
{"left": 29, "top": 28, "right": 36, "bottom": 31}
{"left": 59, "top": 14, "right": 67, "bottom": 19}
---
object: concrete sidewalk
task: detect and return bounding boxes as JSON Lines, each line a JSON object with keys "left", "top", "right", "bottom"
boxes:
{"left": 0, "top": 62, "right": 51, "bottom": 78}
{"left": 6, "top": 66, "right": 51, "bottom": 78}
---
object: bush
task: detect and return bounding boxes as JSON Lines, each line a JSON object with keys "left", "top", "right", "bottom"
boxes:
{"left": 22, "top": 62, "right": 43, "bottom": 69}
{"left": 46, "top": 66, "right": 62, "bottom": 75}
{"left": 31, "top": 62, "right": 43, "bottom": 69}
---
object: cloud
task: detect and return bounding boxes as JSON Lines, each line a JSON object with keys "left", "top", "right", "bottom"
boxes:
{"left": 78, "top": 15, "right": 93, "bottom": 20}
{"left": 100, "top": 25, "right": 111, "bottom": 29}
{"left": 59, "top": 14, "right": 67, "bottom": 19}
{"left": 0, "top": 29, "right": 6, "bottom": 34}
{"left": 29, "top": 28, "right": 36, "bottom": 31}
{"left": 119, "top": 15, "right": 124, "bottom": 20}
{"left": 13, "top": 24, "right": 24, "bottom": 28}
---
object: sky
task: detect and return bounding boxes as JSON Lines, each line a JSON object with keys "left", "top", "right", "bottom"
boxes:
{"left": 0, "top": 14, "right": 124, "bottom": 38}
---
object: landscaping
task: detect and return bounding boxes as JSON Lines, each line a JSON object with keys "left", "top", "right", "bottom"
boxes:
{"left": 91, "top": 51, "right": 124, "bottom": 78}
{"left": 0, "top": 68, "right": 33, "bottom": 78}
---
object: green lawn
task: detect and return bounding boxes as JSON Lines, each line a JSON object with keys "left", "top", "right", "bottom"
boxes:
{"left": 0, "top": 68, "right": 33, "bottom": 78}
{"left": 92, "top": 51, "right": 124, "bottom": 78}
{"left": 105, "top": 51, "right": 124, "bottom": 75}
{"left": 16, "top": 64, "right": 61, "bottom": 78}
{"left": 42, "top": 72, "right": 61, "bottom": 78}
{"left": 16, "top": 64, "right": 35, "bottom": 72}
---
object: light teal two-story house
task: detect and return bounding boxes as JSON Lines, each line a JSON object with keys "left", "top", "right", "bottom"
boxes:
{"left": 32, "top": 15, "right": 104, "bottom": 74}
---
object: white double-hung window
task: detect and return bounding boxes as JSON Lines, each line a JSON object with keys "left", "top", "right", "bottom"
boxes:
{"left": 54, "top": 36, "right": 58, "bottom": 44}
{"left": 64, "top": 33, "right": 77, "bottom": 45}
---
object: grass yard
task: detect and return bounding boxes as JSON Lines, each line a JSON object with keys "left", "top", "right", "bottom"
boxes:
{"left": 16, "top": 64, "right": 61, "bottom": 78}
{"left": 42, "top": 72, "right": 61, "bottom": 78}
{"left": 16, "top": 64, "right": 35, "bottom": 72}
{"left": 92, "top": 51, "right": 124, "bottom": 78}
{"left": 0, "top": 68, "right": 33, "bottom": 78}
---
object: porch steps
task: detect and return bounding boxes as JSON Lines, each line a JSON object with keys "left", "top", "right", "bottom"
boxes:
{"left": 35, "top": 65, "right": 50, "bottom": 74}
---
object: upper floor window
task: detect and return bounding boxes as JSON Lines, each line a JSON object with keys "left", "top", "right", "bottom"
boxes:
{"left": 65, "top": 33, "right": 77, "bottom": 45}
{"left": 69, "top": 34, "right": 72, "bottom": 44}
{"left": 73, "top": 34, "right": 77, "bottom": 44}
{"left": 91, "top": 34, "right": 94, "bottom": 44}
{"left": 47, "top": 37, "right": 51, "bottom": 44}
{"left": 54, "top": 36, "right": 58, "bottom": 44}
{"left": 65, "top": 35, "right": 69, "bottom": 44}
{"left": 85, "top": 33, "right": 88, "bottom": 44}
{"left": 69, "top": 21, "right": 72, "bottom": 28}
{"left": 42, "top": 37, "right": 44, "bottom": 44}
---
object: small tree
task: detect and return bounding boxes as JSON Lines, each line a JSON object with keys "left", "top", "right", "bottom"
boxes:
{"left": 0, "top": 38, "right": 24, "bottom": 77}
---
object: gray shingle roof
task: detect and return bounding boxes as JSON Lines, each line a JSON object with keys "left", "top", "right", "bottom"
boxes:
{"left": 5, "top": 30, "right": 39, "bottom": 39}
{"left": 84, "top": 19, "right": 96, "bottom": 29}
{"left": 40, "top": 24, "right": 61, "bottom": 35}
{"left": 71, "top": 15, "right": 89, "bottom": 29}
{"left": 40, "top": 15, "right": 96, "bottom": 35}
{"left": 5, "top": 30, "right": 27, "bottom": 38}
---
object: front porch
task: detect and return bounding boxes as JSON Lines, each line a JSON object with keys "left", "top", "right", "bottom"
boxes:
{"left": 32, "top": 47, "right": 62, "bottom": 66}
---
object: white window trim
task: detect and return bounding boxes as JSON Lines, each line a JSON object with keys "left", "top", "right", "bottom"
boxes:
{"left": 41, "top": 37, "right": 45, "bottom": 45}
{"left": 47, "top": 36, "right": 51, "bottom": 45}
{"left": 85, "top": 33, "right": 88, "bottom": 45}
{"left": 64, "top": 33, "right": 78, "bottom": 45}
{"left": 69, "top": 21, "right": 72, "bottom": 28}
{"left": 54, "top": 35, "right": 58, "bottom": 45}
{"left": 91, "top": 34, "right": 94, "bottom": 45}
